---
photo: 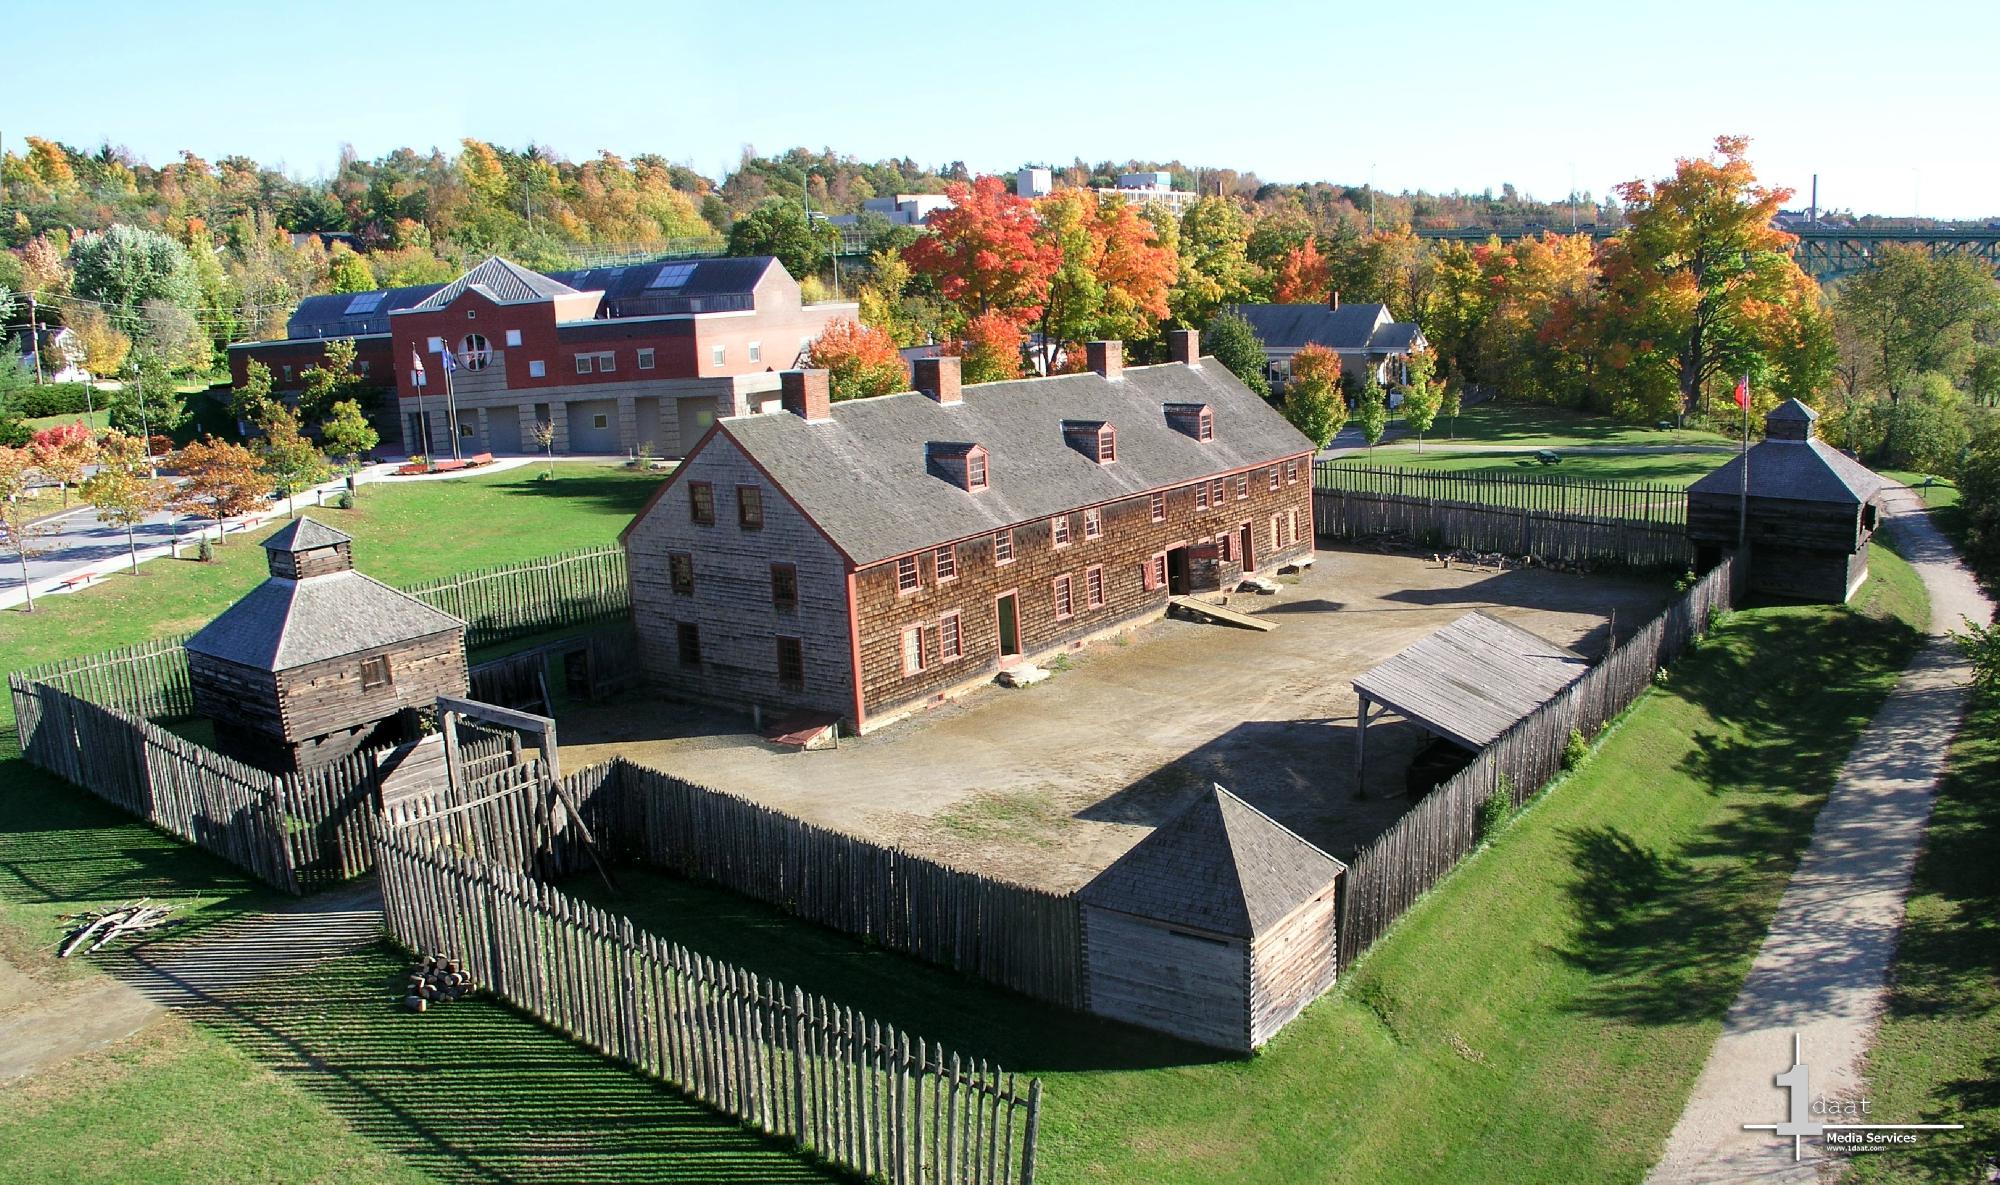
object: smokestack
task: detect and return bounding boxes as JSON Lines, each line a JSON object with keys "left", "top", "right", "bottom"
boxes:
{"left": 914, "top": 355, "right": 961, "bottom": 404}
{"left": 1168, "top": 329, "right": 1200, "bottom": 367}
{"left": 1087, "top": 341, "right": 1123, "bottom": 382}
{"left": 780, "top": 369, "right": 831, "bottom": 422}
{"left": 1330, "top": 290, "right": 1340, "bottom": 311}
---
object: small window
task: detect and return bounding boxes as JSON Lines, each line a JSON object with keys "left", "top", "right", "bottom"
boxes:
{"left": 966, "top": 450, "right": 989, "bottom": 491}
{"left": 897, "top": 555, "right": 920, "bottom": 594}
{"left": 459, "top": 420, "right": 475, "bottom": 438}
{"left": 592, "top": 413, "right": 609, "bottom": 430}
{"left": 1097, "top": 426, "right": 1117, "bottom": 464}
{"left": 711, "top": 344, "right": 727, "bottom": 366}
{"left": 994, "top": 530, "right": 1014, "bottom": 565}
{"left": 689, "top": 481, "right": 715, "bottom": 525}
{"left": 939, "top": 611, "right": 963, "bottom": 660}
{"left": 1052, "top": 515, "right": 1071, "bottom": 547}
{"left": 901, "top": 625, "right": 926, "bottom": 676}
{"left": 1053, "top": 574, "right": 1075, "bottom": 620}
{"left": 1219, "top": 533, "right": 1233, "bottom": 563}
{"left": 1083, "top": 507, "right": 1102, "bottom": 540}
{"left": 1237, "top": 475, "right": 1249, "bottom": 500}
{"left": 677, "top": 622, "right": 702, "bottom": 667}
{"left": 1288, "top": 509, "right": 1300, "bottom": 544}
{"left": 575, "top": 354, "right": 594, "bottom": 374}
{"left": 505, "top": 329, "right": 523, "bottom": 347}
{"left": 748, "top": 341, "right": 762, "bottom": 363}
{"left": 1286, "top": 460, "right": 1299, "bottom": 484}
{"left": 528, "top": 359, "right": 546, "bottom": 378}
{"left": 669, "top": 552, "right": 694, "bottom": 596}
{"left": 738, "top": 485, "right": 764, "bottom": 530}
{"left": 1211, "top": 479, "right": 1225, "bottom": 505}
{"left": 359, "top": 655, "right": 391, "bottom": 689}
{"left": 1086, "top": 566, "right": 1105, "bottom": 609}
{"left": 935, "top": 545, "right": 957, "bottom": 582}
{"left": 1269, "top": 467, "right": 1281, "bottom": 492}
{"left": 1196, "top": 483, "right": 1209, "bottom": 512}
{"left": 771, "top": 563, "right": 798, "bottom": 610}
{"left": 427, "top": 336, "right": 444, "bottom": 353}
{"left": 637, "top": 348, "right": 655, "bottom": 370}
{"left": 776, "top": 637, "right": 805, "bottom": 691}
{"left": 596, "top": 351, "right": 616, "bottom": 373}
{"left": 1198, "top": 408, "right": 1214, "bottom": 442}
{"left": 1144, "top": 553, "right": 1166, "bottom": 591}
{"left": 460, "top": 334, "right": 491, "bottom": 370}
{"left": 1149, "top": 492, "right": 1165, "bottom": 523}
{"left": 358, "top": 360, "right": 371, "bottom": 375}
{"left": 282, "top": 365, "right": 293, "bottom": 381}
{"left": 1271, "top": 515, "right": 1283, "bottom": 551}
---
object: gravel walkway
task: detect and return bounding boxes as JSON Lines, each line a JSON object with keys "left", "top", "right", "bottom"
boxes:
{"left": 1646, "top": 486, "right": 1993, "bottom": 1183}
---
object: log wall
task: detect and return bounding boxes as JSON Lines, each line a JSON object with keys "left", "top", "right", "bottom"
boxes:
{"left": 1079, "top": 906, "right": 1250, "bottom": 1052}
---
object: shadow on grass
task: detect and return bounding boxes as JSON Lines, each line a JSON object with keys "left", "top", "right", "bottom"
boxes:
{"left": 164, "top": 941, "right": 839, "bottom": 1184}
{"left": 1556, "top": 604, "right": 1924, "bottom": 1028}
{"left": 568, "top": 869, "right": 1228, "bottom": 1075}
{"left": 486, "top": 471, "right": 666, "bottom": 515}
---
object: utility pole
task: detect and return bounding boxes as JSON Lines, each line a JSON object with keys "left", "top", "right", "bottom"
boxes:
{"left": 27, "top": 294, "right": 43, "bottom": 383}
{"left": 131, "top": 361, "right": 156, "bottom": 477}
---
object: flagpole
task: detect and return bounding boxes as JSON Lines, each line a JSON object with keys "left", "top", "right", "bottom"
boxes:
{"left": 443, "top": 357, "right": 463, "bottom": 463}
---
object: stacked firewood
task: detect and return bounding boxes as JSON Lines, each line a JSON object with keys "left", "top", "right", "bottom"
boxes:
{"left": 402, "top": 954, "right": 475, "bottom": 1012}
{"left": 59, "top": 901, "right": 180, "bottom": 957}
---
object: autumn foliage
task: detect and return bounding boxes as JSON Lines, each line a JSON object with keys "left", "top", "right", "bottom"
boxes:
{"left": 30, "top": 420, "right": 98, "bottom": 505}
{"left": 807, "top": 317, "right": 907, "bottom": 401}
{"left": 1274, "top": 236, "right": 1331, "bottom": 305}
{"left": 905, "top": 177, "right": 1059, "bottom": 332}
{"left": 949, "top": 312, "right": 1026, "bottom": 384}
{"left": 167, "top": 438, "right": 268, "bottom": 537}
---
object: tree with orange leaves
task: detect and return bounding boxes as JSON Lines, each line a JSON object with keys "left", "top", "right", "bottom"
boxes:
{"left": 807, "top": 318, "right": 907, "bottom": 401}
{"left": 950, "top": 312, "right": 1025, "bottom": 384}
{"left": 1032, "top": 190, "right": 1175, "bottom": 371}
{"left": 30, "top": 420, "right": 98, "bottom": 506}
{"left": 1273, "top": 236, "right": 1331, "bottom": 305}
{"left": 905, "top": 177, "right": 1059, "bottom": 333}
{"left": 1600, "top": 135, "right": 1813, "bottom": 421}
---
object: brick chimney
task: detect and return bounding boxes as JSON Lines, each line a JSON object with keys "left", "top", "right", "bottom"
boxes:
{"left": 1329, "top": 290, "right": 1340, "bottom": 311}
{"left": 914, "top": 355, "right": 961, "bottom": 404}
{"left": 1168, "top": 329, "right": 1200, "bottom": 367}
{"left": 1087, "top": 340, "right": 1123, "bottom": 382}
{"left": 781, "top": 369, "right": 831, "bottom": 422}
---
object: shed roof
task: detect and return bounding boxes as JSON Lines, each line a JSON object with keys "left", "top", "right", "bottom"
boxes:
{"left": 262, "top": 516, "right": 351, "bottom": 553}
{"left": 711, "top": 361, "right": 1315, "bottom": 567}
{"left": 1079, "top": 785, "right": 1345, "bottom": 939}
{"left": 1687, "top": 438, "right": 1884, "bottom": 506}
{"left": 184, "top": 570, "right": 462, "bottom": 670}
{"left": 1353, "top": 612, "right": 1589, "bottom": 751}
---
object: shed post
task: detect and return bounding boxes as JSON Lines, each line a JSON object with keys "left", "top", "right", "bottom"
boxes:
{"left": 1353, "top": 691, "right": 1371, "bottom": 799}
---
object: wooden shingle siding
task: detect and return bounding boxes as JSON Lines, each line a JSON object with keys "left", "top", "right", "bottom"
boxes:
{"left": 856, "top": 457, "right": 1315, "bottom": 720}
{"left": 1082, "top": 906, "right": 1251, "bottom": 1052}
{"left": 627, "top": 436, "right": 855, "bottom": 720}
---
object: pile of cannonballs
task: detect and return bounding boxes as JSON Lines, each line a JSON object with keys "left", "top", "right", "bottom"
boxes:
{"left": 402, "top": 954, "right": 475, "bottom": 1012}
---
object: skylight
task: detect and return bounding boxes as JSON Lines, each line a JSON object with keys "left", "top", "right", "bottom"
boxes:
{"left": 647, "top": 262, "right": 698, "bottom": 290}
{"left": 344, "top": 291, "right": 387, "bottom": 315}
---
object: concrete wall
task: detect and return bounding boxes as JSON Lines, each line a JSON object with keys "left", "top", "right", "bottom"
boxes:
{"left": 1082, "top": 906, "right": 1250, "bottom": 1052}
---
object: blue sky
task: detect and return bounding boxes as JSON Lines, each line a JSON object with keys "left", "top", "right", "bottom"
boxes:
{"left": 9, "top": 0, "right": 1992, "bottom": 218}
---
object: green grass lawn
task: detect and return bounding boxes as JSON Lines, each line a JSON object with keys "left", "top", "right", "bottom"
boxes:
{"left": 22, "top": 408, "right": 110, "bottom": 432}
{"left": 1414, "top": 402, "right": 1732, "bottom": 449}
{"left": 568, "top": 545, "right": 1929, "bottom": 1185}
{"left": 1849, "top": 687, "right": 2000, "bottom": 1183}
{"left": 1349, "top": 447, "right": 1732, "bottom": 486}
{"left": 0, "top": 460, "right": 663, "bottom": 677}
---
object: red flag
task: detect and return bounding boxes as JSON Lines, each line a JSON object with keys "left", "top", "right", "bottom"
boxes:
{"left": 410, "top": 347, "right": 426, "bottom": 387}
{"left": 1734, "top": 374, "right": 1749, "bottom": 409}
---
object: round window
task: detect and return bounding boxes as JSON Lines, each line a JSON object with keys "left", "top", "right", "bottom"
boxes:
{"left": 459, "top": 334, "right": 491, "bottom": 370}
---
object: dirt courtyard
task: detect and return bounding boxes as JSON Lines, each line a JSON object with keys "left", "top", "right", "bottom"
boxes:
{"left": 559, "top": 546, "right": 1670, "bottom": 892}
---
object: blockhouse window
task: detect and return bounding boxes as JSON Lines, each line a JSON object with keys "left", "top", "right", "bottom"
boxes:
{"left": 359, "top": 655, "right": 391, "bottom": 690}
{"left": 669, "top": 552, "right": 694, "bottom": 595}
{"left": 777, "top": 637, "right": 805, "bottom": 690}
{"left": 738, "top": 485, "right": 764, "bottom": 530}
{"left": 771, "top": 563, "right": 798, "bottom": 610}
{"left": 689, "top": 482, "right": 715, "bottom": 525}
{"left": 677, "top": 623, "right": 702, "bottom": 666}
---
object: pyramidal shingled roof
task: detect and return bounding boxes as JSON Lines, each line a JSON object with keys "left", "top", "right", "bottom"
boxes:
{"left": 408, "top": 257, "right": 582, "bottom": 310}
{"left": 262, "top": 516, "right": 351, "bottom": 553}
{"left": 1079, "top": 786, "right": 1345, "bottom": 939}
{"left": 185, "top": 571, "right": 462, "bottom": 671}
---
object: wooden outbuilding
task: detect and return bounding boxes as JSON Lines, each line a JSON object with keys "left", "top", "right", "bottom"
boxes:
{"left": 185, "top": 517, "right": 468, "bottom": 772}
{"left": 1687, "top": 400, "right": 1885, "bottom": 603}
{"left": 1079, "top": 785, "right": 1345, "bottom": 1052}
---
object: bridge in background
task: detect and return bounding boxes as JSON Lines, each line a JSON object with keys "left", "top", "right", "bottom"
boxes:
{"left": 1414, "top": 223, "right": 2000, "bottom": 282}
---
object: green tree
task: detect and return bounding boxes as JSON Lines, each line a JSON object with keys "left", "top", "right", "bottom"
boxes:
{"left": 1170, "top": 196, "right": 1253, "bottom": 328}
{"left": 80, "top": 432, "right": 168, "bottom": 574}
{"left": 1958, "top": 413, "right": 2000, "bottom": 576}
{"left": 856, "top": 248, "right": 935, "bottom": 347}
{"left": 258, "top": 404, "right": 330, "bottom": 516}
{"left": 1441, "top": 379, "right": 1464, "bottom": 439}
{"left": 321, "top": 398, "right": 379, "bottom": 467}
{"left": 1203, "top": 310, "right": 1270, "bottom": 398}
{"left": 1399, "top": 350, "right": 1443, "bottom": 450}
{"left": 1282, "top": 344, "right": 1346, "bottom": 448}
{"left": 1356, "top": 374, "right": 1389, "bottom": 449}
{"left": 232, "top": 358, "right": 277, "bottom": 427}
{"left": 0, "top": 445, "right": 48, "bottom": 609}
{"left": 297, "top": 338, "right": 362, "bottom": 429}
{"left": 1880, "top": 373, "right": 1972, "bottom": 472}
{"left": 107, "top": 355, "right": 188, "bottom": 439}
{"left": 67, "top": 224, "right": 202, "bottom": 343}
{"left": 727, "top": 199, "right": 835, "bottom": 282}
{"left": 1835, "top": 244, "right": 2000, "bottom": 401}
{"left": 327, "top": 246, "right": 376, "bottom": 294}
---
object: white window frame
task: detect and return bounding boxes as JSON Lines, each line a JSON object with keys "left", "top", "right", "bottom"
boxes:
{"left": 1083, "top": 507, "right": 1102, "bottom": 540}
{"left": 576, "top": 354, "right": 594, "bottom": 374}
{"left": 901, "top": 625, "right": 926, "bottom": 676}
{"left": 748, "top": 340, "right": 762, "bottom": 363}
{"left": 711, "top": 344, "right": 727, "bottom": 366}
{"left": 528, "top": 360, "right": 546, "bottom": 378}
{"left": 592, "top": 413, "right": 609, "bottom": 430}
{"left": 637, "top": 347, "right": 656, "bottom": 370}
{"left": 505, "top": 329, "right": 523, "bottom": 347}
{"left": 596, "top": 351, "right": 616, "bottom": 373}
{"left": 994, "top": 530, "right": 1014, "bottom": 565}
{"left": 939, "top": 611, "right": 963, "bottom": 661}
{"left": 1149, "top": 492, "right": 1165, "bottom": 522}
{"left": 1053, "top": 574, "right": 1075, "bottom": 621}
{"left": 1052, "top": 515, "right": 1071, "bottom": 547}
{"left": 897, "top": 555, "right": 920, "bottom": 595}
{"left": 935, "top": 544, "right": 957, "bottom": 583}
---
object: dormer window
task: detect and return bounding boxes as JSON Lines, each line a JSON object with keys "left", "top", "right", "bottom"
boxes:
{"left": 1165, "top": 403, "right": 1213, "bottom": 442}
{"left": 1062, "top": 420, "right": 1117, "bottom": 464}
{"left": 926, "top": 442, "right": 989, "bottom": 492}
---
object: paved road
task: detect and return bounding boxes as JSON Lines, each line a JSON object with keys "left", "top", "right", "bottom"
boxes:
{"left": 4, "top": 502, "right": 194, "bottom": 591}
{"left": 1645, "top": 487, "right": 1993, "bottom": 1183}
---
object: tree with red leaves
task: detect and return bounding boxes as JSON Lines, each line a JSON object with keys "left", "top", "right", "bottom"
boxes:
{"left": 1274, "top": 236, "right": 1331, "bottom": 305}
{"left": 905, "top": 177, "right": 1059, "bottom": 333}
{"left": 807, "top": 318, "right": 907, "bottom": 401}
{"left": 30, "top": 421, "right": 98, "bottom": 507}
{"left": 1033, "top": 190, "right": 1176, "bottom": 372}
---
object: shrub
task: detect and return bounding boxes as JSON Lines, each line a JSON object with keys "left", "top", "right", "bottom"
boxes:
{"left": 333, "top": 489, "right": 354, "bottom": 510}
{"left": 1956, "top": 617, "right": 2000, "bottom": 694}
{"left": 1479, "top": 774, "right": 1515, "bottom": 841}
{"left": 1673, "top": 568, "right": 1696, "bottom": 593}
{"left": 1562, "top": 728, "right": 1589, "bottom": 770}
{"left": 0, "top": 382, "right": 99, "bottom": 419}
{"left": 196, "top": 539, "right": 213, "bottom": 563}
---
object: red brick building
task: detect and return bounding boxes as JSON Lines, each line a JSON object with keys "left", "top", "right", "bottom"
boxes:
{"left": 621, "top": 332, "right": 1318, "bottom": 733}
{"left": 228, "top": 255, "right": 855, "bottom": 458}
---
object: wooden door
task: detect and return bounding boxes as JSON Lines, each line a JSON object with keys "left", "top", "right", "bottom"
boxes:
{"left": 996, "top": 592, "right": 1021, "bottom": 658}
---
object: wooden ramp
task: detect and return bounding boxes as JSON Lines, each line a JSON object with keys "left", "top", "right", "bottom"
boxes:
{"left": 1169, "top": 596, "right": 1277, "bottom": 632}
{"left": 764, "top": 710, "right": 842, "bottom": 751}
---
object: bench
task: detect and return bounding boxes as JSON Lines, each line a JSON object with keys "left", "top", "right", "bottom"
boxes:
{"left": 429, "top": 459, "right": 468, "bottom": 473}
{"left": 58, "top": 572, "right": 96, "bottom": 592}
{"left": 468, "top": 452, "right": 494, "bottom": 467}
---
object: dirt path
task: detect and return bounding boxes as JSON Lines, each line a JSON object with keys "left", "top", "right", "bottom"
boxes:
{"left": 0, "top": 882, "right": 383, "bottom": 1086}
{"left": 1646, "top": 488, "right": 1993, "bottom": 1183}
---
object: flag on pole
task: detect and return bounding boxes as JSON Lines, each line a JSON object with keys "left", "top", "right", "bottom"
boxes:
{"left": 409, "top": 347, "right": 427, "bottom": 387}
{"left": 1734, "top": 374, "right": 1750, "bottom": 409}
{"left": 437, "top": 342, "right": 458, "bottom": 375}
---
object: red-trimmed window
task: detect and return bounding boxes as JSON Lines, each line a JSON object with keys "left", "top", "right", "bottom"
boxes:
{"left": 669, "top": 552, "right": 694, "bottom": 596}
{"left": 1053, "top": 574, "right": 1075, "bottom": 620}
{"left": 1149, "top": 492, "right": 1165, "bottom": 522}
{"left": 1237, "top": 474, "right": 1249, "bottom": 500}
{"left": 1052, "top": 515, "right": 1071, "bottom": 547}
{"left": 994, "top": 530, "right": 1014, "bottom": 565}
{"left": 939, "top": 611, "right": 963, "bottom": 660}
{"left": 1288, "top": 509, "right": 1300, "bottom": 544}
{"left": 1211, "top": 478, "right": 1225, "bottom": 505}
{"left": 901, "top": 625, "right": 926, "bottom": 675}
{"left": 776, "top": 637, "right": 804, "bottom": 690}
{"left": 1198, "top": 408, "right": 1214, "bottom": 441}
{"left": 677, "top": 622, "right": 701, "bottom": 667}
{"left": 771, "top": 563, "right": 798, "bottom": 610}
{"left": 1286, "top": 459, "right": 1299, "bottom": 484}
{"left": 1086, "top": 565, "right": 1105, "bottom": 609}
{"left": 738, "top": 485, "right": 764, "bottom": 530}
{"left": 1269, "top": 467, "right": 1282, "bottom": 492}
{"left": 1271, "top": 514, "right": 1283, "bottom": 550}
{"left": 897, "top": 555, "right": 920, "bottom": 594}
{"left": 935, "top": 544, "right": 957, "bottom": 582}
{"left": 1195, "top": 483, "right": 1209, "bottom": 512}
{"left": 1083, "top": 507, "right": 1102, "bottom": 540}
{"left": 1218, "top": 533, "right": 1233, "bottom": 563}
{"left": 1143, "top": 553, "right": 1166, "bottom": 591}
{"left": 688, "top": 481, "right": 715, "bottom": 525}
{"left": 1096, "top": 426, "right": 1117, "bottom": 463}
{"left": 967, "top": 448, "right": 989, "bottom": 491}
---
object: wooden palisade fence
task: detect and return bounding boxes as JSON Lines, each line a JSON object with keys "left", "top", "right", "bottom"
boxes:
{"left": 375, "top": 825, "right": 1043, "bottom": 1185}
{"left": 1314, "top": 462, "right": 1689, "bottom": 525}
{"left": 1335, "top": 552, "right": 1741, "bottom": 968}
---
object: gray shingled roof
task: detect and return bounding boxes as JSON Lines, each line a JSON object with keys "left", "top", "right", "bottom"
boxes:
{"left": 1079, "top": 785, "right": 1345, "bottom": 939}
{"left": 284, "top": 283, "right": 446, "bottom": 339}
{"left": 1688, "top": 439, "right": 1885, "bottom": 505}
{"left": 408, "top": 257, "right": 582, "bottom": 310}
{"left": 262, "top": 516, "right": 351, "bottom": 553}
{"left": 184, "top": 571, "right": 463, "bottom": 670}
{"left": 719, "top": 361, "right": 1317, "bottom": 566}
{"left": 1353, "top": 612, "right": 1589, "bottom": 751}
{"left": 1231, "top": 302, "right": 1421, "bottom": 353}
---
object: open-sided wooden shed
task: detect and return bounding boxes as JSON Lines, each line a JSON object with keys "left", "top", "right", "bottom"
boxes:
{"left": 1079, "top": 785, "right": 1345, "bottom": 1052}
{"left": 1687, "top": 399, "right": 1885, "bottom": 603}
{"left": 185, "top": 517, "right": 468, "bottom": 772}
